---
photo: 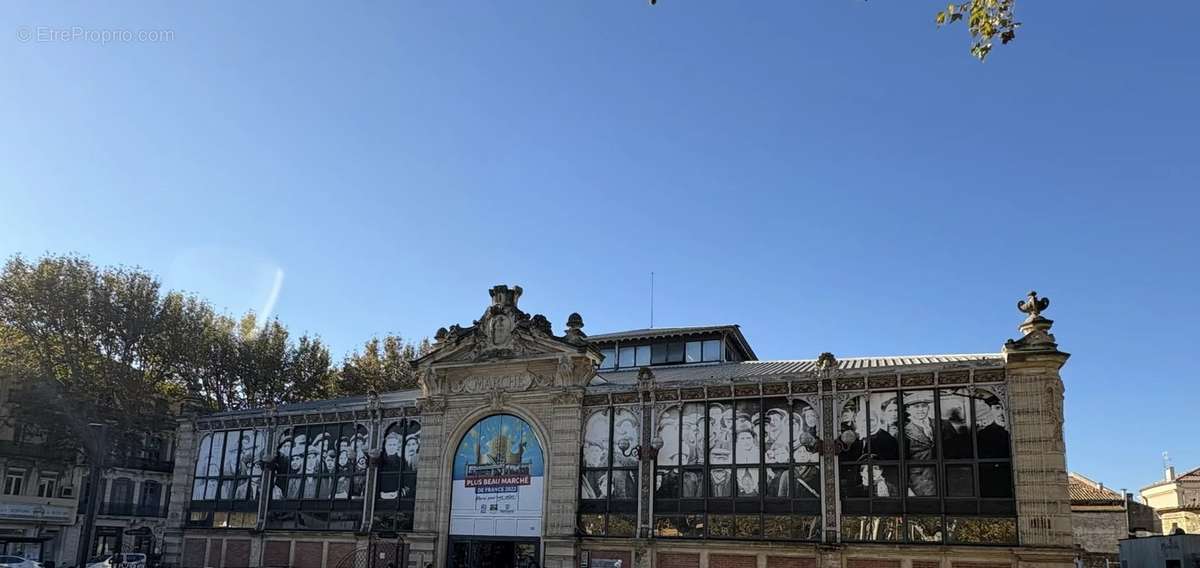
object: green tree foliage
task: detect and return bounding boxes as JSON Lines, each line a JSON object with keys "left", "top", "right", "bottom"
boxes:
{"left": 935, "top": 0, "right": 1020, "bottom": 61}
{"left": 0, "top": 254, "right": 181, "bottom": 459}
{"left": 339, "top": 335, "right": 433, "bottom": 395}
{"left": 0, "top": 254, "right": 379, "bottom": 459}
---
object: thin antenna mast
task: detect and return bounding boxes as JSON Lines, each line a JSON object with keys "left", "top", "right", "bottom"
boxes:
{"left": 650, "top": 272, "right": 655, "bottom": 329}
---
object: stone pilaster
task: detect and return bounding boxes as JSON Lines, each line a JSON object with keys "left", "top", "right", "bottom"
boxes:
{"left": 162, "top": 417, "right": 199, "bottom": 568}
{"left": 546, "top": 389, "right": 585, "bottom": 539}
{"left": 412, "top": 396, "right": 447, "bottom": 536}
{"left": 1003, "top": 292, "right": 1073, "bottom": 553}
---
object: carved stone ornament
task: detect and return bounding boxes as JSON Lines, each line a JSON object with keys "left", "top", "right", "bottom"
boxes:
{"left": 551, "top": 388, "right": 585, "bottom": 406}
{"left": 1006, "top": 290, "right": 1059, "bottom": 351}
{"left": 563, "top": 312, "right": 587, "bottom": 345}
{"left": 416, "top": 396, "right": 447, "bottom": 415}
{"left": 1018, "top": 290, "right": 1050, "bottom": 320}
{"left": 417, "top": 365, "right": 440, "bottom": 397}
{"left": 637, "top": 367, "right": 655, "bottom": 392}
{"left": 451, "top": 373, "right": 547, "bottom": 395}
{"left": 488, "top": 389, "right": 507, "bottom": 411}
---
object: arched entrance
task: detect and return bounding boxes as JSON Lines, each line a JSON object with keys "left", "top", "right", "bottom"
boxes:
{"left": 447, "top": 414, "right": 544, "bottom": 568}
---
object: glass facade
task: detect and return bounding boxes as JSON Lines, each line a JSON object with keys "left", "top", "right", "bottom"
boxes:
{"left": 578, "top": 385, "right": 1016, "bottom": 545}
{"left": 837, "top": 386, "right": 1016, "bottom": 544}
{"left": 188, "top": 429, "right": 268, "bottom": 528}
{"left": 650, "top": 397, "right": 822, "bottom": 540}
{"left": 373, "top": 419, "right": 421, "bottom": 532}
{"left": 598, "top": 339, "right": 724, "bottom": 370}
{"left": 578, "top": 406, "right": 640, "bottom": 537}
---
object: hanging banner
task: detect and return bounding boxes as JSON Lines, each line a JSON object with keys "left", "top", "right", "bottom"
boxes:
{"left": 449, "top": 414, "right": 545, "bottom": 537}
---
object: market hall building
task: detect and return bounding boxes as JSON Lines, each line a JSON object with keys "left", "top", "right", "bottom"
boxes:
{"left": 163, "top": 286, "right": 1075, "bottom": 568}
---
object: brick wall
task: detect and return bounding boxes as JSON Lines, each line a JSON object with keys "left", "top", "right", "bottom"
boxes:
{"left": 182, "top": 538, "right": 207, "bottom": 568}
{"left": 263, "top": 541, "right": 291, "bottom": 568}
{"left": 207, "top": 539, "right": 223, "bottom": 568}
{"left": 657, "top": 552, "right": 700, "bottom": 568}
{"left": 846, "top": 560, "right": 901, "bottom": 568}
{"left": 327, "top": 542, "right": 356, "bottom": 568}
{"left": 951, "top": 563, "right": 1011, "bottom": 568}
{"left": 912, "top": 561, "right": 941, "bottom": 568}
{"left": 767, "top": 558, "right": 816, "bottom": 568}
{"left": 293, "top": 542, "right": 323, "bottom": 568}
{"left": 710, "top": 554, "right": 756, "bottom": 568}
{"left": 224, "top": 539, "right": 251, "bottom": 568}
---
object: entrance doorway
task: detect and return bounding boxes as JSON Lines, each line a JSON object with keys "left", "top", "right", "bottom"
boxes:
{"left": 447, "top": 538, "right": 539, "bottom": 568}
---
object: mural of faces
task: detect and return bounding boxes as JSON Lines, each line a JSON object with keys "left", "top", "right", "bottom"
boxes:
{"left": 192, "top": 428, "right": 267, "bottom": 502}
{"left": 974, "top": 387, "right": 1011, "bottom": 458}
{"left": 708, "top": 403, "right": 733, "bottom": 465}
{"left": 903, "top": 391, "right": 936, "bottom": 461}
{"left": 791, "top": 401, "right": 820, "bottom": 464}
{"left": 681, "top": 403, "right": 705, "bottom": 466}
{"left": 940, "top": 389, "right": 974, "bottom": 459}
{"left": 612, "top": 409, "right": 640, "bottom": 467}
{"left": 839, "top": 396, "right": 866, "bottom": 462}
{"left": 867, "top": 393, "right": 900, "bottom": 461}
{"left": 656, "top": 406, "right": 680, "bottom": 466}
{"left": 583, "top": 409, "right": 611, "bottom": 468}
{"left": 270, "top": 424, "right": 371, "bottom": 501}
{"left": 403, "top": 424, "right": 422, "bottom": 471}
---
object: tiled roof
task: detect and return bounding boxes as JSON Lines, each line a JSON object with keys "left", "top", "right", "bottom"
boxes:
{"left": 1141, "top": 466, "right": 1200, "bottom": 491}
{"left": 593, "top": 353, "right": 1003, "bottom": 386}
{"left": 200, "top": 389, "right": 421, "bottom": 419}
{"left": 1069, "top": 473, "right": 1125, "bottom": 509}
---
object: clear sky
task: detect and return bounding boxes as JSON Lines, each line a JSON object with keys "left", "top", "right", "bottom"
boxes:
{"left": 2, "top": 1, "right": 1197, "bottom": 498}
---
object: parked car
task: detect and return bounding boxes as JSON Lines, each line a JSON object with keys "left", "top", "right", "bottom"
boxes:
{"left": 0, "top": 555, "right": 42, "bottom": 568}
{"left": 84, "top": 554, "right": 145, "bottom": 568}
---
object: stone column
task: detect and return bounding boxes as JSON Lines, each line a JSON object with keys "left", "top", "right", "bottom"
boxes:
{"left": 1002, "top": 292, "right": 1074, "bottom": 559}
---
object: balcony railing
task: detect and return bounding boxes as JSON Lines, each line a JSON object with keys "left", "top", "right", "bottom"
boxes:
{"left": 110, "top": 456, "right": 174, "bottom": 473}
{"left": 0, "top": 439, "right": 76, "bottom": 461}
{"left": 99, "top": 502, "right": 168, "bottom": 517}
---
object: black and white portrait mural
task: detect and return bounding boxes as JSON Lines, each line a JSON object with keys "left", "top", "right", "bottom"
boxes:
{"left": 635, "top": 395, "right": 824, "bottom": 541}
{"left": 974, "top": 386, "right": 1010, "bottom": 458}
{"left": 838, "top": 395, "right": 867, "bottom": 462}
{"left": 708, "top": 402, "right": 733, "bottom": 465}
{"left": 272, "top": 423, "right": 369, "bottom": 501}
{"left": 191, "top": 429, "right": 269, "bottom": 503}
{"left": 838, "top": 384, "right": 1016, "bottom": 545}
{"left": 583, "top": 408, "right": 611, "bottom": 469}
{"left": 582, "top": 406, "right": 641, "bottom": 503}
{"left": 940, "top": 389, "right": 973, "bottom": 459}
{"left": 681, "top": 403, "right": 705, "bottom": 466}
{"left": 379, "top": 420, "right": 418, "bottom": 500}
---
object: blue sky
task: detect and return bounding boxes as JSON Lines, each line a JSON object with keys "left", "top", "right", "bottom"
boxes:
{"left": 2, "top": 1, "right": 1197, "bottom": 497}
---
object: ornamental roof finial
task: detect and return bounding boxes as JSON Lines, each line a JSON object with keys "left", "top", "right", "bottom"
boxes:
{"left": 1017, "top": 290, "right": 1050, "bottom": 321}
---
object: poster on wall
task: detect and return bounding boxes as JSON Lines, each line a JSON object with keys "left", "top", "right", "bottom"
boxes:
{"left": 450, "top": 414, "right": 545, "bottom": 537}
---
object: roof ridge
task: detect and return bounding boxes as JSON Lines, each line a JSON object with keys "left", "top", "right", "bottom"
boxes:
{"left": 752, "top": 352, "right": 1002, "bottom": 363}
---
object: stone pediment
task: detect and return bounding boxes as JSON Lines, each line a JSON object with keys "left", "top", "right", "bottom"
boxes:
{"left": 414, "top": 285, "right": 598, "bottom": 397}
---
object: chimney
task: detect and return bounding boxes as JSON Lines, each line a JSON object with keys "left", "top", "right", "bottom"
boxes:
{"left": 1166, "top": 466, "right": 1176, "bottom": 481}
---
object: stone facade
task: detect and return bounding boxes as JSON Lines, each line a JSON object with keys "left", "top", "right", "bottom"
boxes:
{"left": 1141, "top": 465, "right": 1200, "bottom": 537}
{"left": 162, "top": 286, "right": 1075, "bottom": 568}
